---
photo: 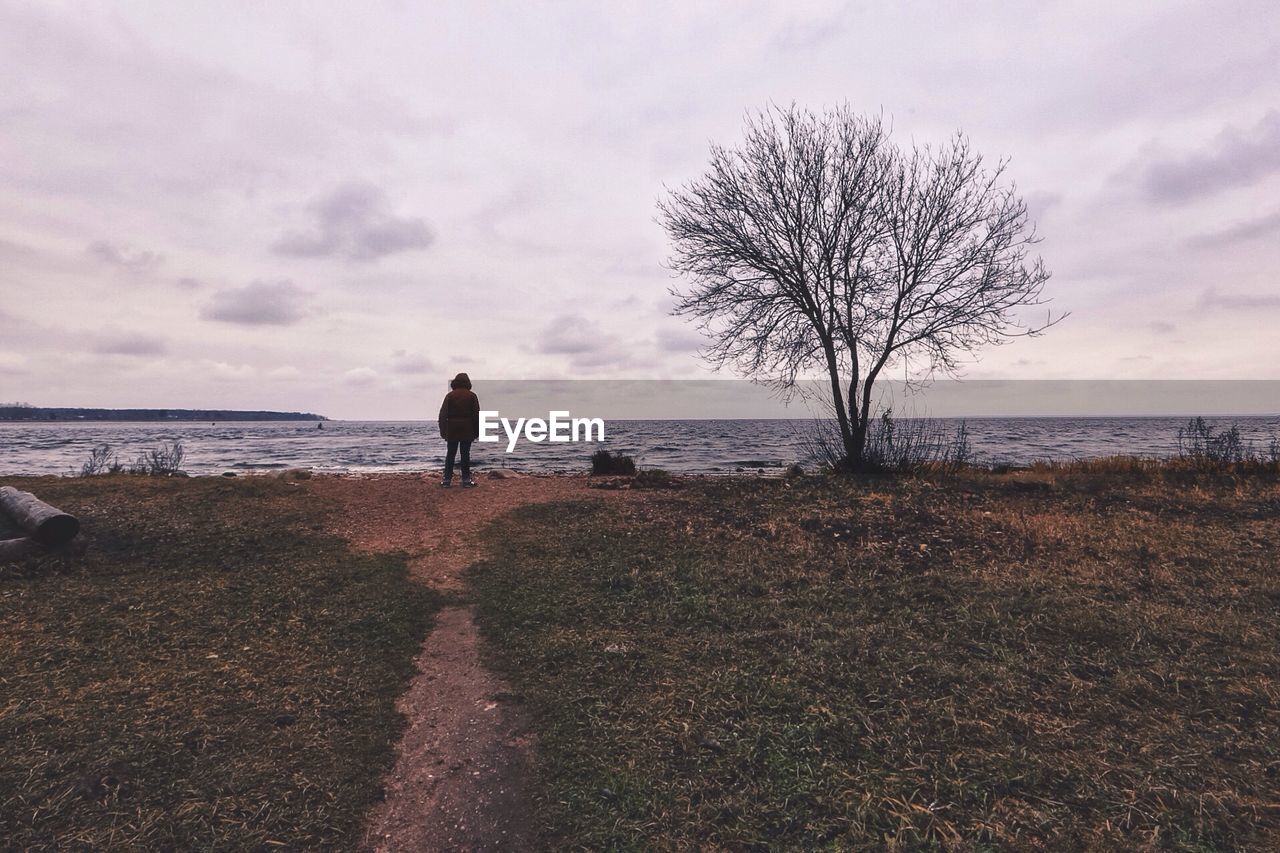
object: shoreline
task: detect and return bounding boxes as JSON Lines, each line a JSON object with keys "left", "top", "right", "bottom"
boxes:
{"left": 5, "top": 414, "right": 1280, "bottom": 478}
{"left": 8, "top": 448, "right": 1280, "bottom": 482}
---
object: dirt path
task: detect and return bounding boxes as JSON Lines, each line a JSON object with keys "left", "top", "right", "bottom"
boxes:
{"left": 313, "top": 472, "right": 614, "bottom": 851}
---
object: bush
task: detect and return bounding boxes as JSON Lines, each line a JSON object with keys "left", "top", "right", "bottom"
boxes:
{"left": 77, "top": 442, "right": 186, "bottom": 477}
{"left": 803, "top": 411, "right": 972, "bottom": 475}
{"left": 133, "top": 442, "right": 186, "bottom": 476}
{"left": 78, "top": 444, "right": 123, "bottom": 476}
{"left": 1177, "top": 417, "right": 1280, "bottom": 468}
{"left": 591, "top": 450, "right": 636, "bottom": 476}
{"left": 1178, "top": 416, "right": 1246, "bottom": 463}
{"left": 862, "top": 412, "right": 972, "bottom": 473}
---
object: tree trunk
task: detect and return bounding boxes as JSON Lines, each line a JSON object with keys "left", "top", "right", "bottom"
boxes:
{"left": 820, "top": 342, "right": 856, "bottom": 468}
{"left": 847, "top": 419, "right": 868, "bottom": 470}
{"left": 0, "top": 487, "right": 80, "bottom": 546}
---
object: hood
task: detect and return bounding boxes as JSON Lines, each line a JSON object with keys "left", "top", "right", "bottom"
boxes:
{"left": 450, "top": 372, "right": 472, "bottom": 390}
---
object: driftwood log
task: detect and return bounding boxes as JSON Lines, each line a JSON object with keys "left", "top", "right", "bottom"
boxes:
{"left": 0, "top": 487, "right": 80, "bottom": 546}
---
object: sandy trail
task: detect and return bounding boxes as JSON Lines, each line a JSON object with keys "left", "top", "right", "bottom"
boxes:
{"left": 313, "top": 473, "right": 612, "bottom": 852}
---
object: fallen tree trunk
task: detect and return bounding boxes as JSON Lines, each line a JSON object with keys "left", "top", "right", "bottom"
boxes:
{"left": 0, "top": 487, "right": 80, "bottom": 546}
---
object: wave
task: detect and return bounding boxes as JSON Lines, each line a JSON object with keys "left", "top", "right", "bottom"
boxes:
{"left": 2, "top": 416, "right": 1278, "bottom": 476}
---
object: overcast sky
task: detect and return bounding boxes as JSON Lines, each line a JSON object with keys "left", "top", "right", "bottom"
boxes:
{"left": 2, "top": 0, "right": 1278, "bottom": 419}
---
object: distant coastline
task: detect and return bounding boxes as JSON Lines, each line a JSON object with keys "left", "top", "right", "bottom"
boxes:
{"left": 0, "top": 406, "right": 327, "bottom": 422}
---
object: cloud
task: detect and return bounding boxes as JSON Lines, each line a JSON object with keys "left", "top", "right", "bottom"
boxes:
{"left": 200, "top": 280, "right": 311, "bottom": 326}
{"left": 538, "top": 314, "right": 608, "bottom": 355}
{"left": 1187, "top": 208, "right": 1280, "bottom": 248}
{"left": 268, "top": 365, "right": 301, "bottom": 380}
{"left": 655, "top": 326, "right": 703, "bottom": 353}
{"left": 86, "top": 240, "right": 163, "bottom": 274}
{"left": 1150, "top": 321, "right": 1177, "bottom": 334}
{"left": 770, "top": 9, "right": 845, "bottom": 52}
{"left": 91, "top": 332, "right": 167, "bottom": 355}
{"left": 536, "top": 314, "right": 656, "bottom": 372}
{"left": 1025, "top": 190, "right": 1063, "bottom": 226}
{"left": 0, "top": 352, "right": 28, "bottom": 374}
{"left": 206, "top": 361, "right": 257, "bottom": 381}
{"left": 1138, "top": 111, "right": 1280, "bottom": 202}
{"left": 0, "top": 238, "right": 38, "bottom": 261}
{"left": 272, "top": 182, "right": 434, "bottom": 262}
{"left": 343, "top": 366, "right": 379, "bottom": 386}
{"left": 5, "top": 2, "right": 1280, "bottom": 404}
{"left": 605, "top": 259, "right": 668, "bottom": 279}
{"left": 390, "top": 350, "right": 434, "bottom": 374}
{"left": 1198, "top": 287, "right": 1280, "bottom": 311}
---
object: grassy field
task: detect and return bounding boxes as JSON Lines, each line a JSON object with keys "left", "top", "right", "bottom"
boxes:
{"left": 470, "top": 462, "right": 1280, "bottom": 850}
{"left": 0, "top": 476, "right": 437, "bottom": 849}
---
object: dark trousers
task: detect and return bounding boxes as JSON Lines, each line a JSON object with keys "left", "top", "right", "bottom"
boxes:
{"left": 445, "top": 439, "right": 472, "bottom": 482}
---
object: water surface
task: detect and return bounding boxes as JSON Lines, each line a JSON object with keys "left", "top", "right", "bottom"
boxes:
{"left": 4, "top": 416, "right": 1279, "bottom": 476}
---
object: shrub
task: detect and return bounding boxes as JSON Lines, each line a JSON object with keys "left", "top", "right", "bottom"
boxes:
{"left": 1178, "top": 416, "right": 1246, "bottom": 464}
{"left": 78, "top": 444, "right": 123, "bottom": 476}
{"left": 128, "top": 442, "right": 187, "bottom": 476}
{"left": 1177, "top": 417, "right": 1280, "bottom": 471}
{"left": 591, "top": 450, "right": 636, "bottom": 476}
{"left": 802, "top": 411, "right": 972, "bottom": 476}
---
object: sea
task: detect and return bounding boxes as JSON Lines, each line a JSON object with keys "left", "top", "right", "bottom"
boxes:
{"left": 3, "top": 416, "right": 1280, "bottom": 476}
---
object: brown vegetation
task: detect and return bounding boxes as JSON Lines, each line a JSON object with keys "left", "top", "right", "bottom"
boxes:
{"left": 0, "top": 475, "right": 436, "bottom": 849}
{"left": 470, "top": 460, "right": 1280, "bottom": 848}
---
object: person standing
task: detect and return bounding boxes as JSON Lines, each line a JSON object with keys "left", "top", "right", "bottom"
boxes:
{"left": 438, "top": 372, "right": 480, "bottom": 487}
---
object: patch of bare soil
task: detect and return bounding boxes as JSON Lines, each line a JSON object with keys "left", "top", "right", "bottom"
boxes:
{"left": 312, "top": 472, "right": 618, "bottom": 851}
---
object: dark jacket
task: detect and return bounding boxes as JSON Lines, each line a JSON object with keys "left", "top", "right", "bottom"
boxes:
{"left": 438, "top": 381, "right": 480, "bottom": 441}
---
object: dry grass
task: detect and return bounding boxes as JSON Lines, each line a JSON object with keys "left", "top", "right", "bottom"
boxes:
{"left": 5, "top": 462, "right": 1277, "bottom": 848}
{"left": 470, "top": 462, "right": 1280, "bottom": 850}
{"left": 0, "top": 475, "right": 438, "bottom": 849}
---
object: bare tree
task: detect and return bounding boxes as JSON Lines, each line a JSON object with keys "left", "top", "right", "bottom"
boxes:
{"left": 659, "top": 105, "right": 1060, "bottom": 469}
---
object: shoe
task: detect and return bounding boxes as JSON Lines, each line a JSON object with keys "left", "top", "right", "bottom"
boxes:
{"left": 462, "top": 479, "right": 477, "bottom": 487}
{"left": 440, "top": 480, "right": 451, "bottom": 487}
